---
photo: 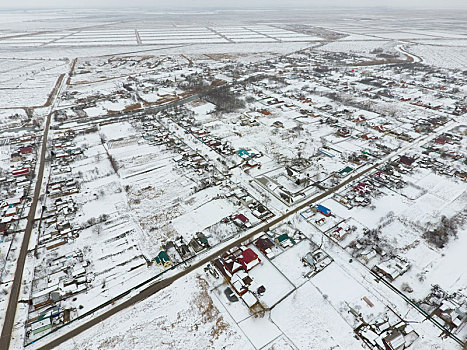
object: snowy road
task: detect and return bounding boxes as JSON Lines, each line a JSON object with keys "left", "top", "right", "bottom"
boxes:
{"left": 0, "top": 66, "right": 68, "bottom": 349}
{"left": 395, "top": 43, "right": 423, "bottom": 63}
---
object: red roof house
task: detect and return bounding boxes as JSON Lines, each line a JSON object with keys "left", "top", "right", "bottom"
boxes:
{"left": 255, "top": 237, "right": 274, "bottom": 254}
{"left": 12, "top": 168, "right": 30, "bottom": 177}
{"left": 224, "top": 259, "right": 243, "bottom": 275}
{"left": 19, "top": 146, "right": 33, "bottom": 154}
{"left": 238, "top": 248, "right": 261, "bottom": 271}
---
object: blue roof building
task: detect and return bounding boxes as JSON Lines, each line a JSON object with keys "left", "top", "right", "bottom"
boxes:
{"left": 317, "top": 204, "right": 331, "bottom": 216}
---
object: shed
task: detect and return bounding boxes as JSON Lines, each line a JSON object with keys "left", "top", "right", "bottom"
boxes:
{"left": 242, "top": 291, "right": 258, "bottom": 308}
{"left": 317, "top": 204, "right": 331, "bottom": 216}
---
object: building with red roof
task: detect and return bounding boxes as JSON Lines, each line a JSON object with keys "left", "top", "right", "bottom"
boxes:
{"left": 238, "top": 248, "right": 261, "bottom": 271}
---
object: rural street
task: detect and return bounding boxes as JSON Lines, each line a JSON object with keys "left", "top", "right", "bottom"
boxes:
{"left": 0, "top": 75, "right": 66, "bottom": 350}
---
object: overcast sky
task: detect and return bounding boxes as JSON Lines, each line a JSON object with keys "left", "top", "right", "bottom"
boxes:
{"left": 1, "top": 0, "right": 466, "bottom": 10}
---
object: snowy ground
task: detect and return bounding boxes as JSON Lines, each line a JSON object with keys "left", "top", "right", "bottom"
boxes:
{"left": 1, "top": 7, "right": 466, "bottom": 350}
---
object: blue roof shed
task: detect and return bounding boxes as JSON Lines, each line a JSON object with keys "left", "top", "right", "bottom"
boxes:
{"left": 317, "top": 205, "right": 331, "bottom": 216}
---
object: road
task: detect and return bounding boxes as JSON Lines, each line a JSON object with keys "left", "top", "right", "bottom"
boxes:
{"left": 0, "top": 76, "right": 65, "bottom": 350}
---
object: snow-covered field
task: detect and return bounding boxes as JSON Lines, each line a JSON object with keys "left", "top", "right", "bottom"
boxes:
{"left": 51, "top": 271, "right": 252, "bottom": 350}
{"left": 1, "top": 7, "right": 466, "bottom": 350}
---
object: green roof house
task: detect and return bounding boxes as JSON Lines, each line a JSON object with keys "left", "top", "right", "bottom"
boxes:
{"left": 155, "top": 251, "right": 172, "bottom": 268}
{"left": 275, "top": 233, "right": 296, "bottom": 248}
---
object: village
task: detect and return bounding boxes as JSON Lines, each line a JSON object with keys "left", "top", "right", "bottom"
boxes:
{"left": 0, "top": 12, "right": 465, "bottom": 350}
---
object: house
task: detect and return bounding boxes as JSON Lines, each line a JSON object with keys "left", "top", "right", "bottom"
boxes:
{"left": 319, "top": 148, "right": 335, "bottom": 158}
{"left": 383, "top": 330, "right": 405, "bottom": 350}
{"left": 337, "top": 127, "right": 350, "bottom": 137}
{"left": 374, "top": 257, "right": 410, "bottom": 280}
{"left": 237, "top": 248, "right": 261, "bottom": 271}
{"left": 237, "top": 149, "right": 252, "bottom": 158}
{"left": 189, "top": 238, "right": 203, "bottom": 253}
{"left": 233, "top": 214, "right": 251, "bottom": 228}
{"left": 213, "top": 258, "right": 228, "bottom": 277}
{"left": 437, "top": 299, "right": 467, "bottom": 329}
{"left": 317, "top": 204, "right": 331, "bottom": 216}
{"left": 338, "top": 166, "right": 353, "bottom": 177}
{"left": 255, "top": 237, "right": 275, "bottom": 258}
{"left": 19, "top": 146, "right": 33, "bottom": 155}
{"left": 275, "top": 233, "right": 295, "bottom": 248}
{"left": 5, "top": 206, "right": 18, "bottom": 217}
{"left": 272, "top": 121, "right": 284, "bottom": 128}
{"left": 224, "top": 259, "right": 243, "bottom": 275}
{"left": 0, "top": 222, "right": 8, "bottom": 233}
{"left": 177, "top": 243, "right": 191, "bottom": 259}
{"left": 6, "top": 197, "right": 21, "bottom": 207}
{"left": 399, "top": 155, "right": 415, "bottom": 167}
{"left": 303, "top": 249, "right": 332, "bottom": 270}
{"left": 154, "top": 251, "right": 172, "bottom": 268}
{"left": 360, "top": 249, "right": 377, "bottom": 264}
{"left": 195, "top": 232, "right": 209, "bottom": 247}
{"left": 231, "top": 273, "right": 248, "bottom": 295}
{"left": 10, "top": 153, "right": 21, "bottom": 162}
{"left": 12, "top": 168, "right": 30, "bottom": 177}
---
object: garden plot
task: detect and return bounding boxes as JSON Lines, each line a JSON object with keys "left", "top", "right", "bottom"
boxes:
{"left": 49, "top": 272, "right": 251, "bottom": 350}
{"left": 0, "top": 32, "right": 71, "bottom": 46}
{"left": 405, "top": 30, "right": 467, "bottom": 39}
{"left": 138, "top": 29, "right": 226, "bottom": 44}
{"left": 319, "top": 40, "right": 401, "bottom": 58}
{"left": 0, "top": 109, "right": 29, "bottom": 131}
{"left": 325, "top": 217, "right": 369, "bottom": 247}
{"left": 237, "top": 316, "right": 282, "bottom": 349}
{"left": 211, "top": 284, "right": 251, "bottom": 323}
{"left": 255, "top": 165, "right": 321, "bottom": 205}
{"left": 414, "top": 172, "right": 466, "bottom": 204}
{"left": 48, "top": 217, "right": 151, "bottom": 305}
{"left": 271, "top": 239, "right": 318, "bottom": 287}
{"left": 228, "top": 36, "right": 276, "bottom": 43}
{"left": 394, "top": 224, "right": 467, "bottom": 301}
{"left": 302, "top": 207, "right": 344, "bottom": 233}
{"left": 98, "top": 121, "right": 240, "bottom": 252}
{"left": 366, "top": 31, "right": 434, "bottom": 40}
{"left": 52, "top": 30, "right": 138, "bottom": 46}
{"left": 200, "top": 110, "right": 335, "bottom": 175}
{"left": 26, "top": 141, "right": 154, "bottom": 341}
{"left": 139, "top": 30, "right": 217, "bottom": 37}
{"left": 68, "top": 55, "right": 187, "bottom": 85}
{"left": 51, "top": 40, "right": 137, "bottom": 46}
{"left": 319, "top": 173, "right": 466, "bottom": 298}
{"left": 312, "top": 263, "right": 387, "bottom": 327}
{"left": 271, "top": 281, "right": 366, "bottom": 349}
{"left": 247, "top": 246, "right": 295, "bottom": 309}
{"left": 139, "top": 34, "right": 220, "bottom": 40}
{"left": 171, "top": 198, "right": 236, "bottom": 237}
